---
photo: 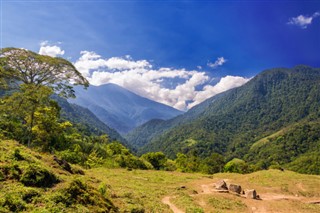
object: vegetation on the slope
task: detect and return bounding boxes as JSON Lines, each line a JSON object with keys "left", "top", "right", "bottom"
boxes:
{"left": 0, "top": 140, "right": 117, "bottom": 212}
{"left": 0, "top": 50, "right": 319, "bottom": 212}
{"left": 53, "top": 95, "right": 129, "bottom": 146}
{"left": 130, "top": 65, "right": 320, "bottom": 175}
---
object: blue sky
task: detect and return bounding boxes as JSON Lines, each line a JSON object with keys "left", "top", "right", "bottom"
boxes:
{"left": 1, "top": 1, "right": 320, "bottom": 110}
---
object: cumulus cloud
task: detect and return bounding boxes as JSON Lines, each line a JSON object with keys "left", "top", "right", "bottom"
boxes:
{"left": 74, "top": 50, "right": 250, "bottom": 110}
{"left": 39, "top": 41, "right": 65, "bottom": 57}
{"left": 208, "top": 57, "right": 227, "bottom": 68}
{"left": 188, "top": 75, "right": 250, "bottom": 108}
{"left": 287, "top": 12, "right": 320, "bottom": 29}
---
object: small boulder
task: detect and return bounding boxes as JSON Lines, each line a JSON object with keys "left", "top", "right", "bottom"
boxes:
{"left": 229, "top": 184, "right": 242, "bottom": 194}
{"left": 215, "top": 180, "right": 228, "bottom": 190}
{"left": 53, "top": 156, "right": 73, "bottom": 174}
{"left": 246, "top": 189, "right": 257, "bottom": 199}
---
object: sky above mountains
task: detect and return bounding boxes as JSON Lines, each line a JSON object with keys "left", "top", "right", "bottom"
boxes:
{"left": 2, "top": 1, "right": 320, "bottom": 110}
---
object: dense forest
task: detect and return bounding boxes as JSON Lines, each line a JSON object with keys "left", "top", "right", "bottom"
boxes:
{"left": 127, "top": 65, "right": 320, "bottom": 175}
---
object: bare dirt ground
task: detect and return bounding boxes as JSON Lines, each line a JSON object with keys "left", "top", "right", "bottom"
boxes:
{"left": 162, "top": 196, "right": 184, "bottom": 213}
{"left": 162, "top": 181, "right": 320, "bottom": 213}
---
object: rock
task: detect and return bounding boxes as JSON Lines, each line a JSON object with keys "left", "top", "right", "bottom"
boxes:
{"left": 53, "top": 156, "right": 73, "bottom": 174}
{"left": 246, "top": 189, "right": 257, "bottom": 199}
{"left": 229, "top": 184, "right": 242, "bottom": 194}
{"left": 215, "top": 180, "right": 228, "bottom": 190}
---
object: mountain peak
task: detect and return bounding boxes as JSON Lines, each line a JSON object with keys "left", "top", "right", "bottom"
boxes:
{"left": 69, "top": 84, "right": 183, "bottom": 134}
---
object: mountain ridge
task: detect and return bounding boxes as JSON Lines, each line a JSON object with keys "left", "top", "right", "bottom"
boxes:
{"left": 127, "top": 65, "right": 320, "bottom": 169}
{"left": 69, "top": 83, "right": 183, "bottom": 134}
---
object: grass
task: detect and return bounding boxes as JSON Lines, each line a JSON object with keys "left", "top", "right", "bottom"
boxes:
{"left": 207, "top": 196, "right": 247, "bottom": 212}
{"left": 0, "top": 139, "right": 320, "bottom": 212}
{"left": 88, "top": 167, "right": 203, "bottom": 212}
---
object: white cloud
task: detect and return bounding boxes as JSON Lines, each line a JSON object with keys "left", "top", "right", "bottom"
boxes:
{"left": 74, "top": 50, "right": 250, "bottom": 110}
{"left": 188, "top": 75, "right": 250, "bottom": 108}
{"left": 39, "top": 41, "right": 65, "bottom": 57}
{"left": 287, "top": 12, "right": 320, "bottom": 29}
{"left": 208, "top": 57, "right": 227, "bottom": 68}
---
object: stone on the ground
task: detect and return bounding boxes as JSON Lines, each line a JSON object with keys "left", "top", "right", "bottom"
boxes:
{"left": 215, "top": 180, "right": 228, "bottom": 190}
{"left": 246, "top": 189, "right": 257, "bottom": 199}
{"left": 229, "top": 184, "right": 242, "bottom": 194}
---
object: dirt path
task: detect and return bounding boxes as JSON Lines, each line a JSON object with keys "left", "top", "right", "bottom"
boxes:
{"left": 260, "top": 193, "right": 301, "bottom": 201}
{"left": 162, "top": 196, "right": 184, "bottom": 213}
{"left": 163, "top": 182, "right": 320, "bottom": 213}
{"left": 200, "top": 184, "right": 212, "bottom": 194}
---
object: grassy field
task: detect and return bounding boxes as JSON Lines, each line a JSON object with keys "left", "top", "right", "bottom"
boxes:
{"left": 0, "top": 139, "right": 320, "bottom": 212}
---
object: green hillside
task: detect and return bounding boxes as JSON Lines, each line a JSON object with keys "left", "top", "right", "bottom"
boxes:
{"left": 53, "top": 95, "right": 129, "bottom": 147}
{"left": 1, "top": 140, "right": 319, "bottom": 212}
{"left": 130, "top": 65, "right": 320, "bottom": 174}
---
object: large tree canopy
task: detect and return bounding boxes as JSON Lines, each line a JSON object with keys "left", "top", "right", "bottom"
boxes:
{"left": 0, "top": 47, "right": 89, "bottom": 97}
{"left": 0, "top": 47, "right": 89, "bottom": 147}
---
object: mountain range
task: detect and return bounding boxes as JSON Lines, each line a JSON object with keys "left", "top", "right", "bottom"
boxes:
{"left": 68, "top": 83, "right": 183, "bottom": 134}
{"left": 53, "top": 95, "right": 128, "bottom": 146}
{"left": 126, "top": 65, "right": 320, "bottom": 172}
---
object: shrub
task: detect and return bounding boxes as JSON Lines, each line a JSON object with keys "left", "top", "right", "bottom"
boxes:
{"left": 20, "top": 165, "right": 59, "bottom": 187}
{"left": 13, "top": 148, "right": 25, "bottom": 161}
{"left": 223, "top": 158, "right": 251, "bottom": 174}
{"left": 1, "top": 164, "right": 22, "bottom": 180}
{"left": 130, "top": 207, "right": 145, "bottom": 213}
{"left": 22, "top": 189, "right": 40, "bottom": 203}
{"left": 53, "top": 179, "right": 116, "bottom": 211}
{"left": 141, "top": 152, "right": 167, "bottom": 170}
{"left": 3, "top": 193, "right": 26, "bottom": 212}
{"left": 0, "top": 170, "right": 4, "bottom": 181}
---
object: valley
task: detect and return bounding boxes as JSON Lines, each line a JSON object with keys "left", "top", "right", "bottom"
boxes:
{"left": 1, "top": 49, "right": 320, "bottom": 212}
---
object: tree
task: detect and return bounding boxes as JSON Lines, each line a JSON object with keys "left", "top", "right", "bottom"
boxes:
{"left": 0, "top": 47, "right": 89, "bottom": 146}
{"left": 223, "top": 158, "right": 251, "bottom": 174}
{"left": 0, "top": 48, "right": 88, "bottom": 97}
{"left": 200, "top": 153, "right": 225, "bottom": 174}
{"left": 0, "top": 84, "right": 59, "bottom": 146}
{"left": 141, "top": 152, "right": 167, "bottom": 170}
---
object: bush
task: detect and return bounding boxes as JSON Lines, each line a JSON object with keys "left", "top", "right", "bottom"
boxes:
{"left": 1, "top": 164, "right": 22, "bottom": 180}
{"left": 141, "top": 152, "right": 167, "bottom": 170}
{"left": 13, "top": 148, "right": 25, "bottom": 161}
{"left": 53, "top": 179, "right": 116, "bottom": 211}
{"left": 130, "top": 207, "right": 145, "bottom": 213}
{"left": 0, "top": 170, "right": 4, "bottom": 181}
{"left": 59, "top": 149, "right": 83, "bottom": 164}
{"left": 22, "top": 189, "right": 40, "bottom": 203}
{"left": 223, "top": 158, "right": 251, "bottom": 174}
{"left": 3, "top": 193, "right": 26, "bottom": 212}
{"left": 20, "top": 165, "right": 59, "bottom": 187}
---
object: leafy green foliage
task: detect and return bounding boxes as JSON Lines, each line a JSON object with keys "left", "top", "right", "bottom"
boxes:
{"left": 129, "top": 66, "right": 320, "bottom": 175}
{"left": 0, "top": 47, "right": 88, "bottom": 97}
{"left": 141, "top": 152, "right": 167, "bottom": 170}
{"left": 20, "top": 165, "right": 59, "bottom": 187}
{"left": 54, "top": 95, "right": 128, "bottom": 145}
{"left": 223, "top": 158, "right": 251, "bottom": 174}
{"left": 246, "top": 121, "right": 320, "bottom": 174}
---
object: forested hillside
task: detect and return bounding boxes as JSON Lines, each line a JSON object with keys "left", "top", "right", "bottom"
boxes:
{"left": 129, "top": 65, "right": 320, "bottom": 174}
{"left": 53, "top": 95, "right": 128, "bottom": 146}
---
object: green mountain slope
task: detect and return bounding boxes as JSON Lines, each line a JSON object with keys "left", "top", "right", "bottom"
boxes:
{"left": 53, "top": 95, "right": 129, "bottom": 146}
{"left": 132, "top": 65, "right": 320, "bottom": 168}
{"left": 125, "top": 93, "right": 222, "bottom": 149}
